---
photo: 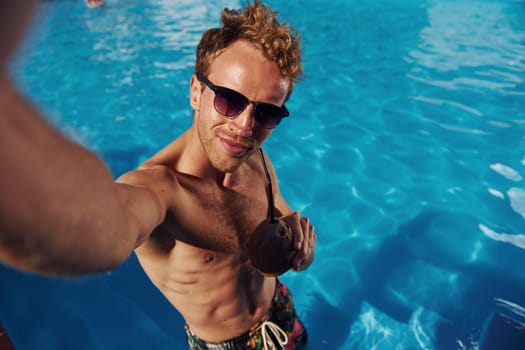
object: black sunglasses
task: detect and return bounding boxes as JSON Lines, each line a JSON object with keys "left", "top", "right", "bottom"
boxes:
{"left": 197, "top": 72, "right": 289, "bottom": 129}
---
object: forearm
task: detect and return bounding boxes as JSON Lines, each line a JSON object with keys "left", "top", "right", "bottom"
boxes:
{"left": 0, "top": 77, "right": 141, "bottom": 276}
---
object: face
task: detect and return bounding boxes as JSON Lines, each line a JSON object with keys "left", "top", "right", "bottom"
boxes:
{"left": 191, "top": 40, "right": 290, "bottom": 173}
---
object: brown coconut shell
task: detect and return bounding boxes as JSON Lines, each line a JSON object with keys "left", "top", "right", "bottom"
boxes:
{"left": 247, "top": 218, "right": 296, "bottom": 276}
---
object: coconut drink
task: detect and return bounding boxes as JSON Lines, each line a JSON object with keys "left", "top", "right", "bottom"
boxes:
{"left": 247, "top": 149, "right": 297, "bottom": 276}
{"left": 247, "top": 217, "right": 295, "bottom": 276}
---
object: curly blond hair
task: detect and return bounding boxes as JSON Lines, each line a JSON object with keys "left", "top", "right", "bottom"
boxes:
{"left": 195, "top": 0, "right": 303, "bottom": 100}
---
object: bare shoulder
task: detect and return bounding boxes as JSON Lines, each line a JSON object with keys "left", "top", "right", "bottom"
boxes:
{"left": 117, "top": 165, "right": 177, "bottom": 189}
{"left": 115, "top": 140, "right": 183, "bottom": 216}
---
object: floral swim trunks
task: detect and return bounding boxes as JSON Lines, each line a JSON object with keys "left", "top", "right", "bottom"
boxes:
{"left": 185, "top": 279, "right": 307, "bottom": 350}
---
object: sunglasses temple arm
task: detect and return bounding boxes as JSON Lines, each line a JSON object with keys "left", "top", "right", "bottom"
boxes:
{"left": 258, "top": 148, "right": 276, "bottom": 223}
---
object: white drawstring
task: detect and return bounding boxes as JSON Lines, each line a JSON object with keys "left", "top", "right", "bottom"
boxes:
{"left": 260, "top": 320, "right": 288, "bottom": 350}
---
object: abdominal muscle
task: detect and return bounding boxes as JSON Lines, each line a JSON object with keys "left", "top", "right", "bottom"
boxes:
{"left": 135, "top": 239, "right": 277, "bottom": 342}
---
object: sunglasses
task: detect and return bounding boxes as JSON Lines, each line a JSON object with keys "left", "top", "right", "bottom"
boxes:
{"left": 197, "top": 72, "right": 289, "bottom": 129}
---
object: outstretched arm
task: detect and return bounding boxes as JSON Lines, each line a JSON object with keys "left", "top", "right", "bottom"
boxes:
{"left": 0, "top": 1, "right": 173, "bottom": 276}
{"left": 0, "top": 77, "right": 172, "bottom": 276}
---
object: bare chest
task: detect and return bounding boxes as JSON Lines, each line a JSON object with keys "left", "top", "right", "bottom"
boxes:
{"left": 149, "top": 171, "right": 270, "bottom": 254}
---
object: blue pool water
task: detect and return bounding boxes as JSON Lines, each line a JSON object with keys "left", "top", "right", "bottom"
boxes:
{"left": 2, "top": 0, "right": 525, "bottom": 349}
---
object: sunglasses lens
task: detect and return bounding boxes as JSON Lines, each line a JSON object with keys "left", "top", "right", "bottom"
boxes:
{"left": 254, "top": 104, "right": 289, "bottom": 129}
{"left": 201, "top": 74, "right": 289, "bottom": 129}
{"left": 214, "top": 88, "right": 248, "bottom": 118}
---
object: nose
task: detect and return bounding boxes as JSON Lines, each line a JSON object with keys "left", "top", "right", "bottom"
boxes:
{"left": 228, "top": 103, "right": 255, "bottom": 137}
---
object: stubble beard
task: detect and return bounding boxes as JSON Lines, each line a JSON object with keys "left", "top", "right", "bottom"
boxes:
{"left": 197, "top": 120, "right": 251, "bottom": 173}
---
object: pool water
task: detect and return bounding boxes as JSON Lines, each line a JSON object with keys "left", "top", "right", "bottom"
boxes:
{"left": 2, "top": 0, "right": 525, "bottom": 349}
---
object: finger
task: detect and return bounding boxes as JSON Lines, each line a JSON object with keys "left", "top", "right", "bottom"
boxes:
{"left": 299, "top": 226, "right": 315, "bottom": 269}
{"left": 293, "top": 228, "right": 309, "bottom": 269}
{"left": 293, "top": 253, "right": 305, "bottom": 270}
{"left": 299, "top": 218, "right": 313, "bottom": 251}
{"left": 306, "top": 225, "right": 315, "bottom": 249}
{"left": 287, "top": 214, "right": 302, "bottom": 250}
{"left": 301, "top": 216, "right": 309, "bottom": 232}
{"left": 301, "top": 217, "right": 312, "bottom": 246}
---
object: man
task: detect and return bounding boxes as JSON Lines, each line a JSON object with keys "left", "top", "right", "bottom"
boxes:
{"left": 117, "top": 1, "right": 315, "bottom": 349}
{"left": 1, "top": 1, "right": 169, "bottom": 276}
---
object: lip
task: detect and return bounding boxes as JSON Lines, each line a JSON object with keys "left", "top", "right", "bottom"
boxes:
{"left": 220, "top": 137, "right": 252, "bottom": 156}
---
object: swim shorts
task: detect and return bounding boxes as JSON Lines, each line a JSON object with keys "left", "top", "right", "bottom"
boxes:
{"left": 185, "top": 279, "right": 307, "bottom": 350}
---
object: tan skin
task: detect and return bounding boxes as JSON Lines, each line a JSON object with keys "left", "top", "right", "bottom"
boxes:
{"left": 118, "top": 40, "right": 316, "bottom": 341}
{"left": 1, "top": 1, "right": 172, "bottom": 275}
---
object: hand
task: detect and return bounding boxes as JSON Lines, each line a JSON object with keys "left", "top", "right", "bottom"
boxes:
{"left": 280, "top": 212, "right": 316, "bottom": 271}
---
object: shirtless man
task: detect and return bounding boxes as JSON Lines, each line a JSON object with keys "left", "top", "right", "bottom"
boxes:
{"left": 117, "top": 1, "right": 315, "bottom": 348}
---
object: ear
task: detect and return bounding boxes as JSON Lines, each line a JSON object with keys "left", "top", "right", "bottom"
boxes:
{"left": 189, "top": 74, "right": 202, "bottom": 112}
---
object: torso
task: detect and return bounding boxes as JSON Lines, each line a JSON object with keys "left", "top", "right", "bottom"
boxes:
{"left": 135, "top": 144, "right": 276, "bottom": 342}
